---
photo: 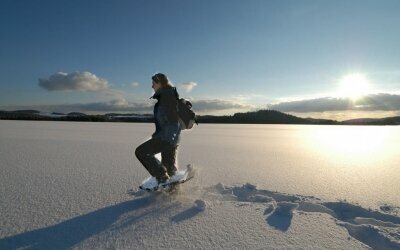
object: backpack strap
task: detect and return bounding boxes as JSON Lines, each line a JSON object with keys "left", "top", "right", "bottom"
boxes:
{"left": 175, "top": 89, "right": 199, "bottom": 126}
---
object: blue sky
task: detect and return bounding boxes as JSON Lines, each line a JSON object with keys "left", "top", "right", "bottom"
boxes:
{"left": 1, "top": 0, "right": 400, "bottom": 120}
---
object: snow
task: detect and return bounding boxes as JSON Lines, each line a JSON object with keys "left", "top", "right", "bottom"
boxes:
{"left": 0, "top": 120, "right": 399, "bottom": 249}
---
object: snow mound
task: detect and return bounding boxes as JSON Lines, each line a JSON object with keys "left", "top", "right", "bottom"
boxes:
{"left": 323, "top": 202, "right": 400, "bottom": 224}
{"left": 210, "top": 183, "right": 400, "bottom": 249}
{"left": 194, "top": 199, "right": 207, "bottom": 211}
{"left": 274, "top": 201, "right": 299, "bottom": 216}
{"left": 380, "top": 204, "right": 400, "bottom": 216}
{"left": 340, "top": 222, "right": 400, "bottom": 249}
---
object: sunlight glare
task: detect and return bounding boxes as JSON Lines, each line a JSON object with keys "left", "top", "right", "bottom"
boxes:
{"left": 338, "top": 73, "right": 370, "bottom": 100}
{"left": 306, "top": 126, "right": 390, "bottom": 166}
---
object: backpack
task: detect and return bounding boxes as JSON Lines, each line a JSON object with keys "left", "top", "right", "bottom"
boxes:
{"left": 177, "top": 98, "right": 198, "bottom": 130}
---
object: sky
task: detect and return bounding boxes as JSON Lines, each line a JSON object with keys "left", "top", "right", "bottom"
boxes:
{"left": 1, "top": 0, "right": 400, "bottom": 120}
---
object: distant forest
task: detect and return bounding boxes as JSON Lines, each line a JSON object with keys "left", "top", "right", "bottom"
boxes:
{"left": 1, "top": 109, "right": 399, "bottom": 125}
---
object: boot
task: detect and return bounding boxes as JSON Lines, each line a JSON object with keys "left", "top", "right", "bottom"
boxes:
{"left": 156, "top": 174, "right": 169, "bottom": 186}
{"left": 167, "top": 167, "right": 177, "bottom": 177}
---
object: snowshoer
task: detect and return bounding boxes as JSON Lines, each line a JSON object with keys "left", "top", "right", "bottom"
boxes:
{"left": 135, "top": 73, "right": 181, "bottom": 187}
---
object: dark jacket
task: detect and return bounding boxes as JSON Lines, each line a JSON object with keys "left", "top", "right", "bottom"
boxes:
{"left": 151, "top": 87, "right": 181, "bottom": 145}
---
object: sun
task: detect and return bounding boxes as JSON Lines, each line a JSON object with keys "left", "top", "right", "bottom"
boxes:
{"left": 338, "top": 73, "right": 370, "bottom": 100}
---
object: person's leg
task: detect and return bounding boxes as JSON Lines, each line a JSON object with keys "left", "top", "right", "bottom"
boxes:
{"left": 135, "top": 138, "right": 169, "bottom": 181}
{"left": 161, "top": 144, "right": 178, "bottom": 177}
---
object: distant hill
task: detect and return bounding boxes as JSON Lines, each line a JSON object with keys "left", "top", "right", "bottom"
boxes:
{"left": 0, "top": 110, "right": 107, "bottom": 122}
{"left": 105, "top": 113, "right": 151, "bottom": 117}
{"left": 0, "top": 110, "right": 43, "bottom": 120}
{"left": 67, "top": 112, "right": 87, "bottom": 116}
{"left": 1, "top": 109, "right": 399, "bottom": 125}
{"left": 342, "top": 116, "right": 400, "bottom": 125}
{"left": 305, "top": 118, "right": 339, "bottom": 125}
{"left": 341, "top": 118, "right": 380, "bottom": 125}
{"left": 197, "top": 110, "right": 338, "bottom": 125}
{"left": 51, "top": 112, "right": 66, "bottom": 116}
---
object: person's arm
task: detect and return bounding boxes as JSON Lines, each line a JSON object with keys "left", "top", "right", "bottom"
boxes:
{"left": 160, "top": 91, "right": 178, "bottom": 122}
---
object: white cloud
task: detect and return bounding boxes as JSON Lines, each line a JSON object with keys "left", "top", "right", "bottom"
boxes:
{"left": 18, "top": 99, "right": 153, "bottom": 113}
{"left": 39, "top": 72, "right": 108, "bottom": 91}
{"left": 192, "top": 99, "right": 254, "bottom": 112}
{"left": 268, "top": 93, "right": 400, "bottom": 113}
{"left": 2, "top": 97, "right": 255, "bottom": 115}
{"left": 78, "top": 99, "right": 152, "bottom": 112}
{"left": 290, "top": 110, "right": 400, "bottom": 121}
{"left": 179, "top": 82, "right": 198, "bottom": 92}
{"left": 35, "top": 74, "right": 253, "bottom": 114}
{"left": 102, "top": 88, "right": 128, "bottom": 100}
{"left": 131, "top": 82, "right": 140, "bottom": 87}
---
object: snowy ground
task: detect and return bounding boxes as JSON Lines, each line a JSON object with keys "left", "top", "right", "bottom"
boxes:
{"left": 0, "top": 120, "right": 399, "bottom": 249}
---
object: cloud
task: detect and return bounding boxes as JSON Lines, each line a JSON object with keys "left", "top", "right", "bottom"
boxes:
{"left": 269, "top": 93, "right": 400, "bottom": 113}
{"left": 102, "top": 88, "right": 128, "bottom": 100}
{"left": 72, "top": 99, "right": 152, "bottom": 112}
{"left": 2, "top": 97, "right": 255, "bottom": 115}
{"left": 35, "top": 73, "right": 253, "bottom": 114}
{"left": 25, "top": 98, "right": 153, "bottom": 113}
{"left": 179, "top": 82, "right": 198, "bottom": 92}
{"left": 65, "top": 98, "right": 252, "bottom": 114}
{"left": 39, "top": 72, "right": 108, "bottom": 91}
{"left": 131, "top": 82, "right": 140, "bottom": 87}
{"left": 191, "top": 99, "right": 253, "bottom": 112}
{"left": 291, "top": 110, "right": 400, "bottom": 121}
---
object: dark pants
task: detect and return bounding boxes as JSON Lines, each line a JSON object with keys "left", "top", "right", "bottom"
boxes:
{"left": 135, "top": 137, "right": 178, "bottom": 180}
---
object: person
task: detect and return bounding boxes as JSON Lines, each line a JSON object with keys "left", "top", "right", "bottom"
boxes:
{"left": 135, "top": 73, "right": 181, "bottom": 187}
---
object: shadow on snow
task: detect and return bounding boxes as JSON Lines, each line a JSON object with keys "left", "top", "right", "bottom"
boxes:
{"left": 0, "top": 191, "right": 201, "bottom": 249}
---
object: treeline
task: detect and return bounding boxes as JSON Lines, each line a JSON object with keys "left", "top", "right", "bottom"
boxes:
{"left": 0, "top": 111, "right": 108, "bottom": 122}
{"left": 197, "top": 110, "right": 338, "bottom": 125}
{"left": 2, "top": 109, "right": 399, "bottom": 125}
{"left": 0, "top": 110, "right": 153, "bottom": 123}
{"left": 0, "top": 109, "right": 338, "bottom": 124}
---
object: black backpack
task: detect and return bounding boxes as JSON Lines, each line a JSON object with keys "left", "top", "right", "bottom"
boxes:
{"left": 177, "top": 98, "right": 198, "bottom": 130}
